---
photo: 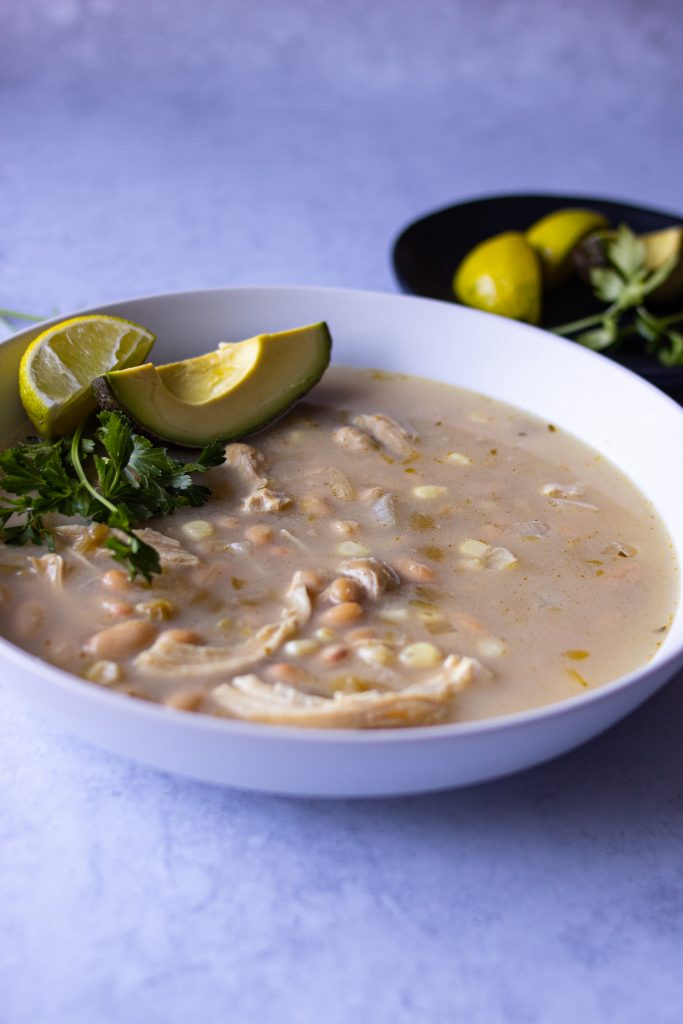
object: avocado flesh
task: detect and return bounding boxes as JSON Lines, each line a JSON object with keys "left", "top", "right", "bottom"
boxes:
{"left": 641, "top": 227, "right": 683, "bottom": 305}
{"left": 92, "top": 322, "right": 332, "bottom": 447}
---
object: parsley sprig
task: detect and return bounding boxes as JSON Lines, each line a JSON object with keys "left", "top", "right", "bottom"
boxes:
{"left": 551, "top": 224, "right": 683, "bottom": 365}
{"left": 0, "top": 412, "right": 225, "bottom": 581}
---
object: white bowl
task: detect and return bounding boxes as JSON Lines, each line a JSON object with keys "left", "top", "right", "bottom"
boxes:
{"left": 1, "top": 286, "right": 682, "bottom": 797}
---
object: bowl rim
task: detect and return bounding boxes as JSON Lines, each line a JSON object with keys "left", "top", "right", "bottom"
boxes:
{"left": 1, "top": 282, "right": 682, "bottom": 747}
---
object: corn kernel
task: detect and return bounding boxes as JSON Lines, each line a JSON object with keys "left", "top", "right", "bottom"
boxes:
{"left": 478, "top": 636, "right": 507, "bottom": 657}
{"left": 335, "top": 540, "right": 370, "bottom": 558}
{"left": 329, "top": 674, "right": 371, "bottom": 694}
{"left": 376, "top": 606, "right": 410, "bottom": 623}
{"left": 399, "top": 642, "right": 442, "bottom": 668}
{"left": 283, "top": 639, "right": 319, "bottom": 658}
{"left": 356, "top": 642, "right": 394, "bottom": 665}
{"left": 84, "top": 659, "right": 122, "bottom": 686}
{"left": 446, "top": 452, "right": 471, "bottom": 465}
{"left": 181, "top": 520, "right": 214, "bottom": 541}
{"left": 459, "top": 538, "right": 490, "bottom": 557}
{"left": 487, "top": 546, "right": 518, "bottom": 570}
{"left": 134, "top": 598, "right": 175, "bottom": 622}
{"left": 331, "top": 519, "right": 360, "bottom": 537}
{"left": 412, "top": 485, "right": 448, "bottom": 500}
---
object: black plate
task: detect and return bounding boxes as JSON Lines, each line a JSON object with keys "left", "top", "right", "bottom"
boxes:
{"left": 392, "top": 192, "right": 683, "bottom": 393}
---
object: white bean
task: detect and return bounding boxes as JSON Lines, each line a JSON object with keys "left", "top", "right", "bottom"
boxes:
{"left": 84, "top": 619, "right": 156, "bottom": 660}
{"left": 101, "top": 569, "right": 131, "bottom": 591}
{"left": 165, "top": 688, "right": 204, "bottom": 711}
{"left": 319, "top": 601, "right": 364, "bottom": 626}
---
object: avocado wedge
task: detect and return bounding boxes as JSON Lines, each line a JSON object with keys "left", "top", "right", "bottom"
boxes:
{"left": 92, "top": 322, "right": 332, "bottom": 447}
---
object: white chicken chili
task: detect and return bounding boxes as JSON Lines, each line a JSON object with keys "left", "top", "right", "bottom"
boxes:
{"left": 0, "top": 366, "right": 677, "bottom": 727}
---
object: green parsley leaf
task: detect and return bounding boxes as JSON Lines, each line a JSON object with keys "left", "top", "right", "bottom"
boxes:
{"left": 607, "top": 224, "right": 644, "bottom": 279}
{"left": 658, "top": 329, "right": 683, "bottom": 367}
{"left": 576, "top": 321, "right": 618, "bottom": 351}
{"left": 0, "top": 412, "right": 225, "bottom": 581}
{"left": 552, "top": 224, "right": 683, "bottom": 365}
{"left": 589, "top": 267, "right": 624, "bottom": 304}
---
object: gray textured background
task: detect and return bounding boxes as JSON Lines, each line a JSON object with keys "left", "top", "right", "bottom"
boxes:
{"left": 2, "top": 0, "right": 682, "bottom": 313}
{"left": 1, "top": 2, "right": 682, "bottom": 1023}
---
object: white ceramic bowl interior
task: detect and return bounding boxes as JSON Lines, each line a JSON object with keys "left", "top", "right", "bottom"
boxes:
{"left": 1, "top": 286, "right": 682, "bottom": 796}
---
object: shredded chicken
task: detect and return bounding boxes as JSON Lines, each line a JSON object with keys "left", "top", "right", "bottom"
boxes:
{"left": 285, "top": 570, "right": 313, "bottom": 618}
{"left": 515, "top": 520, "right": 550, "bottom": 538}
{"left": 224, "top": 443, "right": 268, "bottom": 484}
{"left": 604, "top": 541, "right": 638, "bottom": 558}
{"left": 211, "top": 654, "right": 486, "bottom": 728}
{"left": 338, "top": 557, "right": 400, "bottom": 600}
{"left": 224, "top": 442, "right": 292, "bottom": 512}
{"left": 440, "top": 652, "right": 492, "bottom": 684}
{"left": 352, "top": 413, "right": 417, "bottom": 456}
{"left": 371, "top": 492, "right": 399, "bottom": 527}
{"left": 135, "top": 618, "right": 300, "bottom": 679}
{"left": 459, "top": 539, "right": 518, "bottom": 571}
{"left": 242, "top": 487, "right": 292, "bottom": 512}
{"left": 359, "top": 486, "right": 384, "bottom": 505}
{"left": 551, "top": 498, "right": 599, "bottom": 512}
{"left": 306, "top": 466, "right": 355, "bottom": 501}
{"left": 332, "top": 425, "right": 379, "bottom": 452}
{"left": 27, "top": 553, "right": 66, "bottom": 587}
{"left": 54, "top": 523, "right": 109, "bottom": 554}
{"left": 134, "top": 528, "right": 200, "bottom": 568}
{"left": 135, "top": 570, "right": 313, "bottom": 678}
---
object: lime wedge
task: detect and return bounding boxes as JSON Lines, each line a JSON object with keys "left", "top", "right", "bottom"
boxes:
{"left": 453, "top": 231, "right": 542, "bottom": 324}
{"left": 19, "top": 315, "right": 156, "bottom": 437}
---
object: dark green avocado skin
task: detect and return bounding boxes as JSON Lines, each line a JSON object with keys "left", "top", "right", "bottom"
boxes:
{"left": 90, "top": 323, "right": 332, "bottom": 448}
{"left": 91, "top": 374, "right": 164, "bottom": 443}
{"left": 91, "top": 375, "right": 122, "bottom": 415}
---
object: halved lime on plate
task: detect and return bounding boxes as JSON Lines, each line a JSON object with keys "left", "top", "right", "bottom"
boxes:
{"left": 19, "top": 314, "right": 156, "bottom": 437}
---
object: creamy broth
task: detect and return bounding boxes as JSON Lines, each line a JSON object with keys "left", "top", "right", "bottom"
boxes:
{"left": 0, "top": 367, "right": 677, "bottom": 727}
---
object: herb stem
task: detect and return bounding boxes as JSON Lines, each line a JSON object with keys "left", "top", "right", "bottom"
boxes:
{"left": 69, "top": 423, "right": 119, "bottom": 517}
{"left": 0, "top": 308, "right": 44, "bottom": 322}
{"left": 550, "top": 301, "right": 620, "bottom": 337}
{"left": 656, "top": 309, "right": 683, "bottom": 327}
{"left": 550, "top": 314, "right": 603, "bottom": 336}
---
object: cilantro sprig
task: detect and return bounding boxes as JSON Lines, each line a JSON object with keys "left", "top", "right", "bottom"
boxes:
{"left": 551, "top": 224, "right": 683, "bottom": 365}
{"left": 0, "top": 412, "right": 225, "bottom": 581}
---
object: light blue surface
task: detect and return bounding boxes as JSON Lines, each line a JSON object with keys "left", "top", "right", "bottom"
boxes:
{"left": 1, "top": 2, "right": 682, "bottom": 1022}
